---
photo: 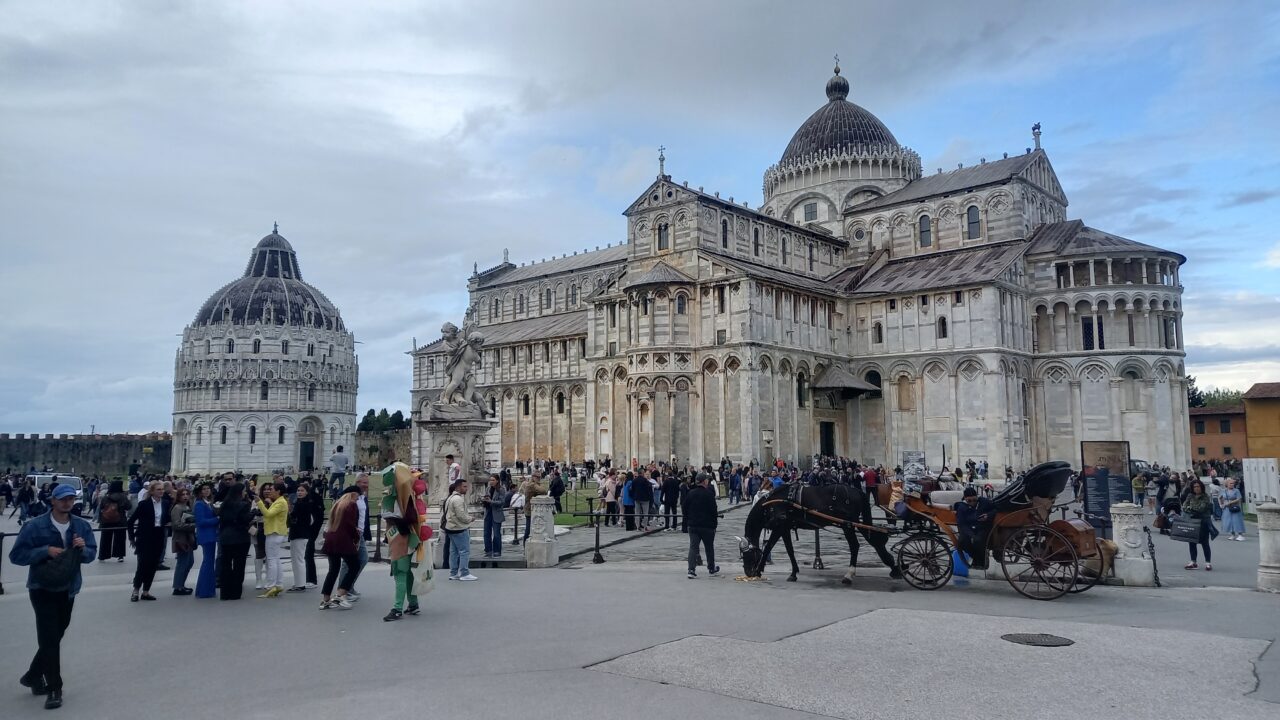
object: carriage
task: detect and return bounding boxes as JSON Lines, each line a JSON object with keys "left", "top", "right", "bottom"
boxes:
{"left": 888, "top": 461, "right": 1105, "bottom": 600}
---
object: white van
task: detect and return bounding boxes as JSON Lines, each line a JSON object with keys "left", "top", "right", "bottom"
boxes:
{"left": 26, "top": 473, "right": 85, "bottom": 515}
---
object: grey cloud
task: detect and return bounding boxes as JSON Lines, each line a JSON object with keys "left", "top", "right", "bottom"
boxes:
{"left": 1219, "top": 190, "right": 1280, "bottom": 208}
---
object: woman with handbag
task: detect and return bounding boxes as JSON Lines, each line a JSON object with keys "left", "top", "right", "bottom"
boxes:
{"left": 1220, "top": 478, "right": 1246, "bottom": 540}
{"left": 255, "top": 482, "right": 289, "bottom": 598}
{"left": 97, "top": 480, "right": 132, "bottom": 562}
{"left": 1182, "top": 479, "right": 1213, "bottom": 571}
{"left": 170, "top": 488, "right": 196, "bottom": 595}
{"left": 126, "top": 481, "right": 171, "bottom": 601}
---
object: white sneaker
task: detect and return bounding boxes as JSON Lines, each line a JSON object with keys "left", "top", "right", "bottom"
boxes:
{"left": 333, "top": 596, "right": 353, "bottom": 609}
{"left": 255, "top": 583, "right": 265, "bottom": 590}
{"left": 304, "top": 582, "right": 317, "bottom": 589}
{"left": 447, "top": 575, "right": 458, "bottom": 580}
{"left": 458, "top": 574, "right": 479, "bottom": 581}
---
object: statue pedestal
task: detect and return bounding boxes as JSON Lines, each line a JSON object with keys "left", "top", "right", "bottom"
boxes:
{"left": 524, "top": 496, "right": 558, "bottom": 568}
{"left": 1257, "top": 503, "right": 1280, "bottom": 593}
{"left": 416, "top": 417, "right": 495, "bottom": 568}
{"left": 1109, "top": 502, "right": 1156, "bottom": 587}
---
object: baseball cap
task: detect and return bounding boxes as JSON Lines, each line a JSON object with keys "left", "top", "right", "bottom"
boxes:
{"left": 52, "top": 484, "right": 77, "bottom": 500}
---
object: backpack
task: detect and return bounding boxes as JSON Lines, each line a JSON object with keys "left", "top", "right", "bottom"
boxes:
{"left": 100, "top": 500, "right": 121, "bottom": 524}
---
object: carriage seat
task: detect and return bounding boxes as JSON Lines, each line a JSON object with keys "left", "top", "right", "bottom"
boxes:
{"left": 927, "top": 490, "right": 965, "bottom": 508}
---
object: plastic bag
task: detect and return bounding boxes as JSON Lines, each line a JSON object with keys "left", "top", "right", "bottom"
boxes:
{"left": 951, "top": 548, "right": 970, "bottom": 578}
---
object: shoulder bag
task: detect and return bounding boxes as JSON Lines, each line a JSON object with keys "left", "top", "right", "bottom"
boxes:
{"left": 33, "top": 546, "right": 83, "bottom": 592}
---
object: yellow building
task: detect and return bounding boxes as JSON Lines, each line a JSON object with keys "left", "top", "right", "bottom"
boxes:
{"left": 1242, "top": 383, "right": 1280, "bottom": 461}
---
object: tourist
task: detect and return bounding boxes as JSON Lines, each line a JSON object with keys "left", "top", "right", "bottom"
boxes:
{"left": 482, "top": 474, "right": 507, "bottom": 558}
{"left": 328, "top": 445, "right": 350, "bottom": 499}
{"left": 339, "top": 473, "right": 371, "bottom": 600}
{"left": 549, "top": 470, "right": 565, "bottom": 513}
{"left": 629, "top": 470, "right": 653, "bottom": 531}
{"left": 444, "top": 479, "right": 477, "bottom": 581}
{"left": 1131, "top": 472, "right": 1147, "bottom": 510}
{"left": 14, "top": 479, "right": 35, "bottom": 524}
{"left": 217, "top": 483, "right": 253, "bottom": 600}
{"left": 507, "top": 483, "right": 526, "bottom": 548}
{"left": 661, "top": 473, "right": 681, "bottom": 531}
{"left": 602, "top": 472, "right": 620, "bottom": 526}
{"left": 446, "top": 454, "right": 462, "bottom": 484}
{"left": 1182, "top": 479, "right": 1214, "bottom": 571}
{"left": 621, "top": 472, "right": 636, "bottom": 530}
{"left": 287, "top": 482, "right": 325, "bottom": 591}
{"left": 683, "top": 472, "right": 720, "bottom": 579}
{"left": 96, "top": 480, "right": 131, "bottom": 562}
{"left": 193, "top": 482, "right": 219, "bottom": 598}
{"left": 256, "top": 482, "right": 289, "bottom": 597}
{"left": 518, "top": 474, "right": 545, "bottom": 543}
{"left": 1220, "top": 478, "right": 1245, "bottom": 541}
{"left": 320, "top": 488, "right": 360, "bottom": 610}
{"left": 169, "top": 487, "right": 196, "bottom": 595}
{"left": 8, "top": 484, "right": 96, "bottom": 710}
{"left": 126, "top": 480, "right": 170, "bottom": 602}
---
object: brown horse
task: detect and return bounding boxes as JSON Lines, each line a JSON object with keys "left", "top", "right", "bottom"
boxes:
{"left": 740, "top": 483, "right": 900, "bottom": 583}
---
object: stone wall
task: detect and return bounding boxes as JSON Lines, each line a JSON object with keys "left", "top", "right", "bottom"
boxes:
{"left": 0, "top": 434, "right": 172, "bottom": 477}
{"left": 353, "top": 429, "right": 412, "bottom": 469}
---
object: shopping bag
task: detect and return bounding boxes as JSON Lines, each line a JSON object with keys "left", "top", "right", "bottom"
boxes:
{"left": 413, "top": 561, "right": 435, "bottom": 596}
{"left": 951, "top": 548, "right": 970, "bottom": 577}
{"left": 1169, "top": 517, "right": 1201, "bottom": 543}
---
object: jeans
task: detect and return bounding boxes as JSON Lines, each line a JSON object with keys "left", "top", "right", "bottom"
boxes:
{"left": 323, "top": 552, "right": 358, "bottom": 596}
{"left": 340, "top": 538, "right": 367, "bottom": 591}
{"left": 483, "top": 513, "right": 502, "bottom": 555}
{"left": 1133, "top": 491, "right": 1146, "bottom": 506}
{"left": 447, "top": 529, "right": 471, "bottom": 576}
{"left": 25, "top": 589, "right": 75, "bottom": 692}
{"left": 330, "top": 472, "right": 346, "bottom": 499}
{"left": 173, "top": 548, "right": 195, "bottom": 589}
{"left": 688, "top": 527, "right": 717, "bottom": 574}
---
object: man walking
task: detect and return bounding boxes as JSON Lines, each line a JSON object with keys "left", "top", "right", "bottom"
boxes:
{"left": 682, "top": 472, "right": 720, "bottom": 579}
{"left": 9, "top": 484, "right": 97, "bottom": 709}
{"left": 445, "top": 479, "right": 478, "bottom": 580}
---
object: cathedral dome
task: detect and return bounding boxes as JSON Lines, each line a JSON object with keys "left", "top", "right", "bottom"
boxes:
{"left": 193, "top": 228, "right": 346, "bottom": 331}
{"left": 779, "top": 64, "right": 900, "bottom": 165}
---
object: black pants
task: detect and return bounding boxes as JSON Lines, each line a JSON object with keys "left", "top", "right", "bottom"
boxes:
{"left": 219, "top": 542, "right": 250, "bottom": 600}
{"left": 623, "top": 504, "right": 635, "bottom": 530}
{"left": 957, "top": 532, "right": 989, "bottom": 569}
{"left": 323, "top": 553, "right": 358, "bottom": 595}
{"left": 25, "top": 589, "right": 74, "bottom": 692}
{"left": 552, "top": 495, "right": 563, "bottom": 513}
{"left": 662, "top": 502, "right": 678, "bottom": 529}
{"left": 304, "top": 537, "right": 318, "bottom": 585}
{"left": 688, "top": 527, "right": 716, "bottom": 574}
{"left": 133, "top": 529, "right": 164, "bottom": 591}
{"left": 605, "top": 501, "right": 619, "bottom": 525}
{"left": 98, "top": 526, "right": 127, "bottom": 560}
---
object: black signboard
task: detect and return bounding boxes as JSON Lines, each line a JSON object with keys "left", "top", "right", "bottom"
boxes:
{"left": 1082, "top": 473, "right": 1112, "bottom": 531}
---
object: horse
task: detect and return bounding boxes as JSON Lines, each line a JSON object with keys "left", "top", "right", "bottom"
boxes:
{"left": 739, "top": 482, "right": 901, "bottom": 583}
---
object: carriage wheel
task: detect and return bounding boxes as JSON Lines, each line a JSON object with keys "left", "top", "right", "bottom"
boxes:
{"left": 896, "top": 532, "right": 953, "bottom": 590}
{"left": 1066, "top": 553, "right": 1104, "bottom": 594}
{"left": 1000, "top": 526, "right": 1078, "bottom": 601}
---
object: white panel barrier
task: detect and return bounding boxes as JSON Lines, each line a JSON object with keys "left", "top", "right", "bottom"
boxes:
{"left": 1243, "top": 457, "right": 1279, "bottom": 513}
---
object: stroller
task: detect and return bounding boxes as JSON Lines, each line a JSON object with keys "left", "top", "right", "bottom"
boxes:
{"left": 1156, "top": 496, "right": 1182, "bottom": 534}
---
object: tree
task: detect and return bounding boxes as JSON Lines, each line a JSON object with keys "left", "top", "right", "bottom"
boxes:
{"left": 375, "top": 408, "right": 392, "bottom": 431}
{"left": 390, "top": 410, "right": 407, "bottom": 430}
{"left": 357, "top": 409, "right": 377, "bottom": 432}
{"left": 1202, "top": 387, "right": 1245, "bottom": 408}
{"left": 1186, "top": 376, "right": 1205, "bottom": 408}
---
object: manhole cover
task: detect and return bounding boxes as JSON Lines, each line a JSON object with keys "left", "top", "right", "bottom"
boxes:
{"left": 1001, "top": 633, "right": 1074, "bottom": 647}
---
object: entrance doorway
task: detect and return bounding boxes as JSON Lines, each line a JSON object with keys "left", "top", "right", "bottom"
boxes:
{"left": 819, "top": 422, "right": 836, "bottom": 457}
{"left": 299, "top": 441, "right": 315, "bottom": 471}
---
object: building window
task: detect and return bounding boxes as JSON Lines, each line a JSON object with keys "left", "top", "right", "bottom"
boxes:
{"left": 782, "top": 237, "right": 789, "bottom": 263}
{"left": 753, "top": 228, "right": 760, "bottom": 256}
{"left": 716, "top": 287, "right": 726, "bottom": 314}
{"left": 1220, "top": 419, "right": 1231, "bottom": 434}
{"left": 937, "top": 317, "right": 948, "bottom": 339}
{"left": 195, "top": 427, "right": 202, "bottom": 445}
{"left": 522, "top": 396, "right": 530, "bottom": 416}
{"left": 543, "top": 342, "right": 550, "bottom": 362}
{"left": 226, "top": 339, "right": 235, "bottom": 353}
{"left": 1081, "top": 316, "right": 1105, "bottom": 351}
{"left": 608, "top": 303, "right": 617, "bottom": 328}
{"left": 864, "top": 370, "right": 882, "bottom": 399}
{"left": 308, "top": 384, "right": 317, "bottom": 402}
{"left": 212, "top": 382, "right": 221, "bottom": 400}
{"left": 888, "top": 299, "right": 896, "bottom": 311}
{"left": 657, "top": 223, "right": 670, "bottom": 251}
{"left": 808, "top": 244, "right": 815, "bottom": 271}
{"left": 676, "top": 295, "right": 686, "bottom": 315}
{"left": 509, "top": 348, "right": 516, "bottom": 366}
{"left": 248, "top": 426, "right": 256, "bottom": 445}
{"left": 526, "top": 345, "right": 533, "bottom": 363}
{"left": 608, "top": 341, "right": 617, "bottom": 357}
{"left": 579, "top": 338, "right": 586, "bottom": 356}
{"left": 854, "top": 227, "right": 865, "bottom": 241}
{"left": 954, "top": 291, "right": 964, "bottom": 306}
{"left": 1197, "top": 447, "right": 1206, "bottom": 456}
{"left": 278, "top": 425, "right": 285, "bottom": 444}
{"left": 517, "top": 295, "right": 525, "bottom": 314}
{"left": 641, "top": 297, "right": 650, "bottom": 316}
{"left": 490, "top": 397, "right": 497, "bottom": 415}
{"left": 1194, "top": 420, "right": 1205, "bottom": 434}
{"left": 307, "top": 343, "right": 315, "bottom": 357}
{"left": 721, "top": 219, "right": 729, "bottom": 249}
{"left": 281, "top": 340, "right": 289, "bottom": 355}
{"left": 205, "top": 339, "right": 211, "bottom": 354}
{"left": 560, "top": 340, "right": 568, "bottom": 361}
{"left": 804, "top": 202, "right": 817, "bottom": 222}
{"left": 1123, "top": 370, "right": 1141, "bottom": 410}
{"left": 716, "top": 329, "right": 727, "bottom": 345}
{"left": 797, "top": 374, "right": 808, "bottom": 407}
{"left": 260, "top": 381, "right": 269, "bottom": 401}
{"left": 556, "top": 393, "right": 565, "bottom": 414}
{"left": 872, "top": 322, "right": 883, "bottom": 344}
{"left": 219, "top": 426, "right": 227, "bottom": 444}
{"left": 570, "top": 285, "right": 578, "bottom": 305}
{"left": 897, "top": 377, "right": 915, "bottom": 411}
{"left": 966, "top": 205, "right": 981, "bottom": 239}
{"left": 493, "top": 298, "right": 501, "bottom": 318}
{"left": 544, "top": 288, "right": 553, "bottom": 310}
{"left": 252, "top": 339, "right": 261, "bottom": 353}
{"left": 1223, "top": 446, "right": 1233, "bottom": 456}
{"left": 918, "top": 215, "right": 931, "bottom": 247}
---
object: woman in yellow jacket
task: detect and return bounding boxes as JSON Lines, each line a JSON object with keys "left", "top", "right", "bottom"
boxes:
{"left": 256, "top": 482, "right": 289, "bottom": 597}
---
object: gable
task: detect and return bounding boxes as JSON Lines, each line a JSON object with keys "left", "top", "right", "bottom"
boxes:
{"left": 624, "top": 177, "right": 702, "bottom": 217}
{"left": 1017, "top": 152, "right": 1067, "bottom": 205}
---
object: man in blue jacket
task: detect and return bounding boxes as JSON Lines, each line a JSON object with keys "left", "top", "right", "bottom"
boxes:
{"left": 9, "top": 484, "right": 97, "bottom": 710}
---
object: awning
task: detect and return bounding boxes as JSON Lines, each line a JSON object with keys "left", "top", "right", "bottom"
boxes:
{"left": 811, "top": 365, "right": 880, "bottom": 392}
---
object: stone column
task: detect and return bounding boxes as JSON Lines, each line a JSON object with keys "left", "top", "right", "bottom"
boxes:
{"left": 1257, "top": 503, "right": 1280, "bottom": 593}
{"left": 1109, "top": 502, "right": 1156, "bottom": 586}
{"left": 524, "top": 495, "right": 558, "bottom": 568}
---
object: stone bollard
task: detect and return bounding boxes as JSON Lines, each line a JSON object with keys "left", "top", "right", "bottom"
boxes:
{"left": 1109, "top": 502, "right": 1156, "bottom": 586}
{"left": 524, "top": 495, "right": 558, "bottom": 568}
{"left": 1258, "top": 503, "right": 1280, "bottom": 593}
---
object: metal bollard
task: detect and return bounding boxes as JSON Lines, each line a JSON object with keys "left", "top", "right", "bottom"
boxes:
{"left": 0, "top": 533, "right": 6, "bottom": 595}
{"left": 592, "top": 510, "right": 605, "bottom": 564}
{"left": 372, "top": 514, "right": 384, "bottom": 563}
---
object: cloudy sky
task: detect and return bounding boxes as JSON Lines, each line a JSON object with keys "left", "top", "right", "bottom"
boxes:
{"left": 1, "top": 0, "right": 1278, "bottom": 434}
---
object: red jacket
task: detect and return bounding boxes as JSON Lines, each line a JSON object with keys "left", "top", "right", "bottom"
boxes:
{"left": 323, "top": 501, "right": 359, "bottom": 556}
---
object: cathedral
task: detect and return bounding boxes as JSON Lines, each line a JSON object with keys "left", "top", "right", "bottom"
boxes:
{"left": 411, "top": 64, "right": 1190, "bottom": 477}
{"left": 171, "top": 229, "right": 359, "bottom": 474}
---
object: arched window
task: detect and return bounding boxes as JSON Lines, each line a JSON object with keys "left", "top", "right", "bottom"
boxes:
{"left": 1123, "top": 370, "right": 1142, "bottom": 410}
{"left": 570, "top": 285, "right": 578, "bottom": 306}
{"left": 489, "top": 397, "right": 497, "bottom": 415}
{"left": 307, "top": 343, "right": 315, "bottom": 357}
{"left": 493, "top": 298, "right": 501, "bottom": 318}
{"left": 205, "top": 339, "right": 211, "bottom": 354}
{"left": 966, "top": 205, "right": 981, "bottom": 239}
{"left": 721, "top": 219, "right": 729, "bottom": 249}
{"left": 222, "top": 306, "right": 231, "bottom": 322}
{"left": 226, "top": 339, "right": 235, "bottom": 353}
{"left": 796, "top": 373, "right": 808, "bottom": 408}
{"left": 195, "top": 427, "right": 203, "bottom": 445}
{"left": 212, "top": 382, "right": 221, "bottom": 401}
{"left": 556, "top": 393, "right": 566, "bottom": 414}
{"left": 676, "top": 295, "right": 686, "bottom": 315}
{"left": 260, "top": 381, "right": 269, "bottom": 400}
{"left": 219, "top": 426, "right": 227, "bottom": 444}
{"left": 328, "top": 344, "right": 334, "bottom": 355}
{"left": 252, "top": 339, "right": 261, "bottom": 353}
{"left": 872, "top": 322, "right": 884, "bottom": 344}
{"left": 307, "top": 384, "right": 317, "bottom": 402}
{"left": 522, "top": 396, "right": 530, "bottom": 416}
{"left": 918, "top": 215, "right": 932, "bottom": 247}
{"left": 864, "top": 371, "right": 882, "bottom": 399}
{"left": 281, "top": 340, "right": 289, "bottom": 355}
{"left": 330, "top": 427, "right": 336, "bottom": 444}
{"left": 544, "top": 288, "right": 553, "bottom": 310}
{"left": 278, "top": 425, "right": 285, "bottom": 444}
{"left": 657, "top": 223, "right": 670, "bottom": 251}
{"left": 248, "top": 426, "right": 257, "bottom": 445}
{"left": 937, "top": 317, "right": 948, "bottom": 339}
{"left": 782, "top": 236, "right": 790, "bottom": 263}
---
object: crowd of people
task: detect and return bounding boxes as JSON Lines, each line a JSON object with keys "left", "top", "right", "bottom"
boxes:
{"left": 1128, "top": 466, "right": 1249, "bottom": 572}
